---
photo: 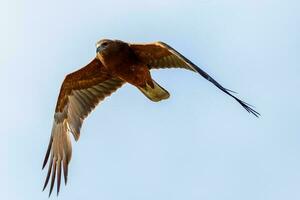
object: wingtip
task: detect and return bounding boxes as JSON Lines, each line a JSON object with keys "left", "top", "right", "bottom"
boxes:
{"left": 43, "top": 137, "right": 53, "bottom": 170}
{"left": 42, "top": 163, "right": 46, "bottom": 170}
{"left": 64, "top": 177, "right": 68, "bottom": 185}
{"left": 240, "top": 101, "right": 260, "bottom": 118}
{"left": 252, "top": 110, "right": 261, "bottom": 118}
{"left": 248, "top": 109, "right": 260, "bottom": 118}
{"left": 48, "top": 188, "right": 53, "bottom": 197}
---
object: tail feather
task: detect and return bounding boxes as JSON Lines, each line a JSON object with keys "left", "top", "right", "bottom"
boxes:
{"left": 138, "top": 80, "right": 170, "bottom": 102}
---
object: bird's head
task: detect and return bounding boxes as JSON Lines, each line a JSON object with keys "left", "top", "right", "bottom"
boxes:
{"left": 96, "top": 39, "right": 113, "bottom": 55}
{"left": 95, "top": 39, "right": 128, "bottom": 65}
{"left": 95, "top": 39, "right": 115, "bottom": 64}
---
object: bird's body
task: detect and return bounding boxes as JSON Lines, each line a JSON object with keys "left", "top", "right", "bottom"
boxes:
{"left": 97, "top": 40, "right": 159, "bottom": 97}
{"left": 97, "top": 39, "right": 169, "bottom": 101}
{"left": 42, "top": 39, "right": 259, "bottom": 196}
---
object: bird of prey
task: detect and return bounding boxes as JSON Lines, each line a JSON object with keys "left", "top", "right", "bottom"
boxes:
{"left": 42, "top": 39, "right": 259, "bottom": 196}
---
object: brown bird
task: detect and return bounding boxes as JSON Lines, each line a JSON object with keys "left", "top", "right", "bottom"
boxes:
{"left": 42, "top": 39, "right": 259, "bottom": 196}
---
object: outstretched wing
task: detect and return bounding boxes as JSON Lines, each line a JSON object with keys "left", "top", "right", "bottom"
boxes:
{"left": 42, "top": 58, "right": 125, "bottom": 196}
{"left": 130, "top": 42, "right": 259, "bottom": 117}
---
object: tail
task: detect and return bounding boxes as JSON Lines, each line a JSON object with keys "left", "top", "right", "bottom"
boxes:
{"left": 138, "top": 80, "right": 170, "bottom": 102}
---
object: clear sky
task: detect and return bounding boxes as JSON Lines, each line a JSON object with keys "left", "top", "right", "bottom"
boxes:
{"left": 1, "top": 0, "right": 300, "bottom": 199}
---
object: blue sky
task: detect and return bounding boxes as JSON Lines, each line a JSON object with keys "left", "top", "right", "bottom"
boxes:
{"left": 1, "top": 0, "right": 300, "bottom": 199}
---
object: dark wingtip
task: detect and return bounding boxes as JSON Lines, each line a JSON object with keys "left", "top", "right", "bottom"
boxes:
{"left": 222, "top": 88, "right": 260, "bottom": 117}
{"left": 43, "top": 137, "right": 53, "bottom": 170}
{"left": 57, "top": 161, "right": 62, "bottom": 196}
{"left": 48, "top": 159, "right": 57, "bottom": 197}
{"left": 63, "top": 159, "right": 68, "bottom": 185}
{"left": 236, "top": 98, "right": 260, "bottom": 118}
{"left": 222, "top": 87, "right": 260, "bottom": 117}
{"left": 43, "top": 156, "right": 53, "bottom": 192}
{"left": 190, "top": 64, "right": 260, "bottom": 117}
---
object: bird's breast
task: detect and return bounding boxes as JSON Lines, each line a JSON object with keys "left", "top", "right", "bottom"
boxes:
{"left": 114, "top": 64, "right": 151, "bottom": 87}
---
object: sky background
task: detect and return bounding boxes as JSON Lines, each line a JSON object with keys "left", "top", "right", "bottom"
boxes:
{"left": 1, "top": 0, "right": 300, "bottom": 199}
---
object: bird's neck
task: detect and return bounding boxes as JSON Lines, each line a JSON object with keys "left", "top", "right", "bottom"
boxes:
{"left": 99, "top": 46, "right": 138, "bottom": 73}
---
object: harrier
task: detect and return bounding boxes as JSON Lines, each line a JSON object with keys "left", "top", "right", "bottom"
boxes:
{"left": 42, "top": 39, "right": 259, "bottom": 196}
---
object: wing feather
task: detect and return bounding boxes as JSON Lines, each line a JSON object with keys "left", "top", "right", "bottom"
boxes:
{"left": 130, "top": 42, "right": 259, "bottom": 117}
{"left": 42, "top": 58, "right": 125, "bottom": 196}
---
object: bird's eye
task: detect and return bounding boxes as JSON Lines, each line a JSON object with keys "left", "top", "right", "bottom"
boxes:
{"left": 101, "top": 42, "right": 108, "bottom": 47}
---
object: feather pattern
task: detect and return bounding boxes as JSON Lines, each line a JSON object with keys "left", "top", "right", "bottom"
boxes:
{"left": 42, "top": 58, "right": 125, "bottom": 196}
{"left": 130, "top": 42, "right": 260, "bottom": 117}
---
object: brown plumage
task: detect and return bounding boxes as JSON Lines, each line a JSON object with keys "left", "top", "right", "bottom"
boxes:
{"left": 42, "top": 39, "right": 259, "bottom": 196}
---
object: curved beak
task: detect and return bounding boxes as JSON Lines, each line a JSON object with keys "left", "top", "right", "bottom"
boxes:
{"left": 96, "top": 46, "right": 102, "bottom": 53}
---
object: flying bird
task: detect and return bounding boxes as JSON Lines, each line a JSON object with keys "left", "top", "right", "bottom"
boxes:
{"left": 42, "top": 39, "right": 259, "bottom": 196}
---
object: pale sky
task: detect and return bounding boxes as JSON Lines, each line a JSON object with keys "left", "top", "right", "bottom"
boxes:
{"left": 1, "top": 0, "right": 300, "bottom": 199}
